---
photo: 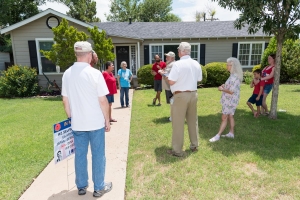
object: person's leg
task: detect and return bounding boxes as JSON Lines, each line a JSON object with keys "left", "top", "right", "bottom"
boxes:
{"left": 156, "top": 91, "right": 161, "bottom": 104}
{"left": 228, "top": 115, "right": 235, "bottom": 134}
{"left": 153, "top": 80, "right": 157, "bottom": 104}
{"left": 256, "top": 106, "right": 261, "bottom": 118}
{"left": 120, "top": 87, "right": 125, "bottom": 107}
{"left": 73, "top": 131, "right": 89, "bottom": 190}
{"left": 262, "top": 92, "right": 269, "bottom": 114}
{"left": 89, "top": 128, "right": 106, "bottom": 191}
{"left": 247, "top": 101, "right": 256, "bottom": 117}
{"left": 125, "top": 87, "right": 129, "bottom": 106}
{"left": 156, "top": 81, "right": 162, "bottom": 104}
{"left": 217, "top": 114, "right": 229, "bottom": 136}
{"left": 109, "top": 103, "right": 112, "bottom": 120}
{"left": 171, "top": 93, "right": 188, "bottom": 156}
{"left": 186, "top": 92, "right": 199, "bottom": 150}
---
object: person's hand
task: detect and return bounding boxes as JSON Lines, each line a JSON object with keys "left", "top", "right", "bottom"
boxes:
{"left": 105, "top": 120, "right": 111, "bottom": 132}
{"left": 157, "top": 65, "right": 161, "bottom": 69}
{"left": 256, "top": 96, "right": 260, "bottom": 101}
{"left": 152, "top": 71, "right": 157, "bottom": 76}
{"left": 221, "top": 84, "right": 225, "bottom": 88}
{"left": 218, "top": 86, "right": 224, "bottom": 91}
{"left": 158, "top": 69, "right": 163, "bottom": 74}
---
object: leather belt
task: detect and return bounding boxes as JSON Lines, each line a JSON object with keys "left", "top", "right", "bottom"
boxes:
{"left": 173, "top": 90, "right": 196, "bottom": 95}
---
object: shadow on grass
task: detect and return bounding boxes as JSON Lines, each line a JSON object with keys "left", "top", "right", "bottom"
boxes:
{"left": 199, "top": 108, "right": 300, "bottom": 161}
{"left": 154, "top": 145, "right": 192, "bottom": 164}
{"left": 41, "top": 96, "right": 62, "bottom": 101}
{"left": 291, "top": 89, "right": 300, "bottom": 92}
{"left": 152, "top": 117, "right": 171, "bottom": 124}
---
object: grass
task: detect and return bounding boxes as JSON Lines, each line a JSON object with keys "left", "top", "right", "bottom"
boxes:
{"left": 0, "top": 97, "right": 65, "bottom": 200}
{"left": 126, "top": 84, "right": 300, "bottom": 200}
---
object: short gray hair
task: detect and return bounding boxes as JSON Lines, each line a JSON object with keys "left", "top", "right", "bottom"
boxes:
{"left": 227, "top": 57, "right": 243, "bottom": 81}
{"left": 75, "top": 51, "right": 91, "bottom": 57}
{"left": 120, "top": 61, "right": 127, "bottom": 68}
{"left": 178, "top": 42, "right": 191, "bottom": 55}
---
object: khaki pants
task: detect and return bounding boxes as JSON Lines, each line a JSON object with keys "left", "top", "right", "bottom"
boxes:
{"left": 171, "top": 91, "right": 198, "bottom": 156}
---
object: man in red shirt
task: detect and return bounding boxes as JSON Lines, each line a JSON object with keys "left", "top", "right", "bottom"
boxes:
{"left": 247, "top": 69, "right": 265, "bottom": 118}
{"left": 151, "top": 55, "right": 166, "bottom": 106}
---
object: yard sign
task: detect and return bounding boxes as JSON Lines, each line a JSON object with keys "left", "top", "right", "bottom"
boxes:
{"left": 53, "top": 119, "right": 75, "bottom": 164}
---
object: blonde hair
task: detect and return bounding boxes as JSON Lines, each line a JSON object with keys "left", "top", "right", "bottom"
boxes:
{"left": 227, "top": 57, "right": 243, "bottom": 82}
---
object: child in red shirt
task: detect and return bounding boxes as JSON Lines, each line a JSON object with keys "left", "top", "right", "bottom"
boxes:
{"left": 247, "top": 69, "right": 265, "bottom": 118}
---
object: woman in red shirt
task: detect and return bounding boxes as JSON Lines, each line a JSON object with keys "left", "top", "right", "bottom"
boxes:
{"left": 102, "top": 61, "right": 118, "bottom": 122}
{"left": 261, "top": 54, "right": 275, "bottom": 115}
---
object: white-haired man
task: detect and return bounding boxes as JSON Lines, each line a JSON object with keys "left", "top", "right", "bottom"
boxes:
{"left": 158, "top": 51, "right": 176, "bottom": 121}
{"left": 167, "top": 42, "right": 202, "bottom": 157}
{"left": 62, "top": 41, "right": 112, "bottom": 197}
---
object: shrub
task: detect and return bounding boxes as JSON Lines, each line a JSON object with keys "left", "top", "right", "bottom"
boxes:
{"left": 200, "top": 65, "right": 207, "bottom": 84}
{"left": 137, "top": 64, "right": 153, "bottom": 86}
{"left": 243, "top": 71, "right": 253, "bottom": 85}
{"left": 204, "top": 62, "right": 229, "bottom": 86}
{"left": 0, "top": 65, "right": 40, "bottom": 98}
{"left": 252, "top": 64, "right": 261, "bottom": 72}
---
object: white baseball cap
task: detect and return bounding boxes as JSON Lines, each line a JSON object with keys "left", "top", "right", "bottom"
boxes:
{"left": 74, "top": 41, "right": 92, "bottom": 52}
{"left": 164, "top": 51, "right": 175, "bottom": 57}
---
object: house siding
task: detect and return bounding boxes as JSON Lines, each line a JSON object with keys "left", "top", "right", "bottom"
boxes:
{"left": 0, "top": 52, "right": 10, "bottom": 70}
{"left": 140, "top": 38, "right": 270, "bottom": 68}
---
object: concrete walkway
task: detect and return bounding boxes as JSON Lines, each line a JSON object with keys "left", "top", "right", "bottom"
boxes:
{"left": 19, "top": 90, "right": 134, "bottom": 200}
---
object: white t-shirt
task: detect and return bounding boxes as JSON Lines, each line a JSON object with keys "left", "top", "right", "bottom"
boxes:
{"left": 62, "top": 62, "right": 109, "bottom": 131}
{"left": 168, "top": 55, "right": 202, "bottom": 93}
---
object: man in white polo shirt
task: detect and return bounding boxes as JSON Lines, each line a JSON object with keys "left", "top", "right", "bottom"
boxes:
{"left": 167, "top": 42, "right": 202, "bottom": 157}
{"left": 62, "top": 41, "right": 112, "bottom": 197}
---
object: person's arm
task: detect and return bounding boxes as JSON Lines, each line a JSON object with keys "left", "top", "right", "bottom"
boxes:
{"left": 129, "top": 71, "right": 133, "bottom": 82}
{"left": 256, "top": 85, "right": 264, "bottom": 101}
{"left": 98, "top": 96, "right": 110, "bottom": 132}
{"left": 261, "top": 67, "right": 275, "bottom": 81}
{"left": 117, "top": 76, "right": 121, "bottom": 89}
{"left": 168, "top": 64, "right": 178, "bottom": 86}
{"left": 62, "top": 96, "right": 71, "bottom": 118}
{"left": 250, "top": 79, "right": 255, "bottom": 88}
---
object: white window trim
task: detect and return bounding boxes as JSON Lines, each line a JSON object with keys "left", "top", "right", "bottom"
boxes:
{"left": 35, "top": 38, "right": 59, "bottom": 75}
{"left": 149, "top": 43, "right": 201, "bottom": 63}
{"left": 237, "top": 41, "right": 265, "bottom": 68}
{"left": 113, "top": 44, "right": 138, "bottom": 77}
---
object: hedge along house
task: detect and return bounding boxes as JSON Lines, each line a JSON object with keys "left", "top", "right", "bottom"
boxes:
{"left": 0, "top": 8, "right": 271, "bottom": 89}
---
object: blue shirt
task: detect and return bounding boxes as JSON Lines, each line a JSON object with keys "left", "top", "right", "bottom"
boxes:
{"left": 118, "top": 69, "right": 132, "bottom": 87}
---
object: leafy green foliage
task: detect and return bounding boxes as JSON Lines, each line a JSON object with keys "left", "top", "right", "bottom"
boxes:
{"left": 88, "top": 27, "right": 115, "bottom": 66}
{"left": 243, "top": 71, "right": 253, "bottom": 85}
{"left": 204, "top": 62, "right": 229, "bottom": 86}
{"left": 106, "top": 0, "right": 181, "bottom": 22}
{"left": 200, "top": 65, "right": 207, "bottom": 84}
{"left": 0, "top": 65, "right": 40, "bottom": 98}
{"left": 41, "top": 18, "right": 89, "bottom": 71}
{"left": 252, "top": 64, "right": 261, "bottom": 72}
{"left": 137, "top": 64, "right": 153, "bottom": 86}
{"left": 66, "top": 0, "right": 100, "bottom": 22}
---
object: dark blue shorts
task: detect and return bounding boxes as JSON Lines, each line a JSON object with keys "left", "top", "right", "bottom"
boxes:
{"left": 106, "top": 95, "right": 114, "bottom": 103}
{"left": 248, "top": 94, "right": 263, "bottom": 106}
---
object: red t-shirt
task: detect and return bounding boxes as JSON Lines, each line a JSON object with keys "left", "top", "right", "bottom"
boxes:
{"left": 152, "top": 61, "right": 166, "bottom": 80}
{"left": 262, "top": 66, "right": 274, "bottom": 84}
{"left": 102, "top": 71, "right": 117, "bottom": 95}
{"left": 253, "top": 79, "right": 265, "bottom": 94}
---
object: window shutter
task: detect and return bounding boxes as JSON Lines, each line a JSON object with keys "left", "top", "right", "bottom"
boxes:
{"left": 144, "top": 45, "right": 149, "bottom": 65}
{"left": 265, "top": 42, "right": 269, "bottom": 49}
{"left": 200, "top": 44, "right": 206, "bottom": 66}
{"left": 28, "top": 40, "right": 39, "bottom": 72}
{"left": 232, "top": 43, "right": 238, "bottom": 58}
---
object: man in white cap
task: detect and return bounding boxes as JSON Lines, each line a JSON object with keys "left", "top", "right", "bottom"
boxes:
{"left": 167, "top": 42, "right": 202, "bottom": 157}
{"left": 158, "top": 51, "right": 176, "bottom": 121}
{"left": 62, "top": 41, "right": 112, "bottom": 197}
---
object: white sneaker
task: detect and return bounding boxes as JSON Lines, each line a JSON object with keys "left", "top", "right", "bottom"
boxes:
{"left": 209, "top": 135, "right": 220, "bottom": 142}
{"left": 221, "top": 133, "right": 234, "bottom": 138}
{"left": 169, "top": 117, "right": 172, "bottom": 121}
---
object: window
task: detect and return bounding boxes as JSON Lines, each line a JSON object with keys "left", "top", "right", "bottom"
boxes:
{"left": 150, "top": 43, "right": 200, "bottom": 63}
{"left": 36, "top": 38, "right": 61, "bottom": 74}
{"left": 238, "top": 42, "right": 264, "bottom": 67}
{"left": 130, "top": 46, "right": 137, "bottom": 75}
{"left": 150, "top": 45, "right": 163, "bottom": 63}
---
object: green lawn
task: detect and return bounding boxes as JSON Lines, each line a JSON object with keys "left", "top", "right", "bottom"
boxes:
{"left": 0, "top": 97, "right": 65, "bottom": 200}
{"left": 126, "top": 84, "right": 300, "bottom": 200}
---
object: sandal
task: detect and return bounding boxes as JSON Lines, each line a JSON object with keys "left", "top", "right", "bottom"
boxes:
{"left": 110, "top": 119, "right": 117, "bottom": 122}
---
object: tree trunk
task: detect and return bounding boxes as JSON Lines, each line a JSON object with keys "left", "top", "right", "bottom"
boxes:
{"left": 269, "top": 33, "right": 284, "bottom": 119}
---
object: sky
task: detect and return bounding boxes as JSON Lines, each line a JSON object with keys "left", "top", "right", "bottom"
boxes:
{"left": 39, "top": 0, "right": 241, "bottom": 22}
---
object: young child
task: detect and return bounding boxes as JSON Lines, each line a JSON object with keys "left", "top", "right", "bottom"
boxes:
{"left": 247, "top": 69, "right": 265, "bottom": 118}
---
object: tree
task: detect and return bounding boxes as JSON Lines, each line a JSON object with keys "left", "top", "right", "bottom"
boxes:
{"left": 105, "top": 0, "right": 140, "bottom": 22}
{"left": 195, "top": 11, "right": 206, "bottom": 22}
{"left": 106, "top": 0, "right": 181, "bottom": 22}
{"left": 41, "top": 18, "right": 89, "bottom": 71}
{"left": 212, "top": 0, "right": 300, "bottom": 119}
{"left": 66, "top": 0, "right": 100, "bottom": 22}
{"left": 88, "top": 26, "right": 115, "bottom": 67}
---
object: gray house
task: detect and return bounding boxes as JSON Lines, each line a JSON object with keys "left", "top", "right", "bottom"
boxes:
{"left": 0, "top": 8, "right": 271, "bottom": 89}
